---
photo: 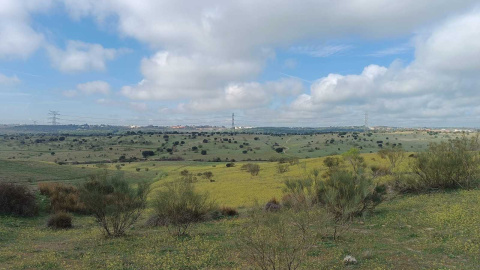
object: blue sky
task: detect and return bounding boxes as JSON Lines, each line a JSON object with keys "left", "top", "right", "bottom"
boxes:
{"left": 1, "top": 1, "right": 479, "bottom": 127}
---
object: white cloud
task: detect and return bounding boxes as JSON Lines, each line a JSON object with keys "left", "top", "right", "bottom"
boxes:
{"left": 63, "top": 81, "right": 111, "bottom": 97}
{"left": 0, "top": 0, "right": 52, "bottom": 59}
{"left": 121, "top": 51, "right": 263, "bottom": 100}
{"left": 64, "top": 0, "right": 480, "bottom": 110}
{"left": 47, "top": 41, "right": 126, "bottom": 73}
{"left": 0, "top": 73, "right": 20, "bottom": 85}
{"left": 77, "top": 81, "right": 111, "bottom": 95}
{"left": 179, "top": 78, "right": 304, "bottom": 112}
{"left": 288, "top": 9, "right": 480, "bottom": 126}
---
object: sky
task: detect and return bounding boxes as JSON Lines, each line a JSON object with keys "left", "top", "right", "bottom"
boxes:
{"left": 1, "top": 1, "right": 480, "bottom": 127}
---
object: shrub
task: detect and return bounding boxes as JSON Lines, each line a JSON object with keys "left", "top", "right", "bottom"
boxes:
{"left": 220, "top": 206, "right": 239, "bottom": 217}
{"left": 282, "top": 178, "right": 316, "bottom": 209}
{"left": 38, "top": 182, "right": 85, "bottom": 213}
{"left": 0, "top": 182, "right": 38, "bottom": 217}
{"left": 276, "top": 163, "right": 290, "bottom": 174}
{"left": 316, "top": 170, "right": 384, "bottom": 239}
{"left": 342, "top": 148, "right": 366, "bottom": 175}
{"left": 412, "top": 137, "right": 480, "bottom": 190}
{"left": 378, "top": 146, "right": 405, "bottom": 173}
{"left": 152, "top": 181, "right": 215, "bottom": 236}
{"left": 202, "top": 171, "right": 214, "bottom": 181}
{"left": 237, "top": 209, "right": 321, "bottom": 270}
{"left": 370, "top": 164, "right": 390, "bottom": 178}
{"left": 241, "top": 163, "right": 260, "bottom": 176}
{"left": 79, "top": 172, "right": 151, "bottom": 237}
{"left": 47, "top": 212, "right": 73, "bottom": 229}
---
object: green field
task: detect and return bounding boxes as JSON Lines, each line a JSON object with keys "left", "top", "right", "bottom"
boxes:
{"left": 1, "top": 130, "right": 479, "bottom": 269}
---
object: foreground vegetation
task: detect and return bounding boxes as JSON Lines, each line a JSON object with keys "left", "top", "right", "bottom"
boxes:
{"left": 1, "top": 132, "right": 480, "bottom": 269}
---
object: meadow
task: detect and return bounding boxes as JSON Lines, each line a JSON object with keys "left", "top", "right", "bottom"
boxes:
{"left": 1, "top": 130, "right": 479, "bottom": 269}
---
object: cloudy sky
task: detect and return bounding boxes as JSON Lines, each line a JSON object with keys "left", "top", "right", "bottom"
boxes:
{"left": 1, "top": 0, "right": 480, "bottom": 127}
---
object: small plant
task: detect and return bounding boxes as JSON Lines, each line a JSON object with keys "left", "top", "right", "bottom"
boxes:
{"left": 152, "top": 181, "right": 215, "bottom": 236}
{"left": 0, "top": 182, "right": 38, "bottom": 217}
{"left": 79, "top": 172, "right": 151, "bottom": 237}
{"left": 47, "top": 212, "right": 73, "bottom": 229}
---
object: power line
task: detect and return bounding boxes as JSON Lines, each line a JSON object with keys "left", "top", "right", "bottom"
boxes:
{"left": 48, "top": 111, "right": 60, "bottom": 125}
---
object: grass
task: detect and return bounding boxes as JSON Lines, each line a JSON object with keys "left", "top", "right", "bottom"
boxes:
{"left": 1, "top": 131, "right": 479, "bottom": 269}
{"left": 0, "top": 190, "right": 479, "bottom": 269}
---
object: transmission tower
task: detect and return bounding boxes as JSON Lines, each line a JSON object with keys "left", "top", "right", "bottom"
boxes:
{"left": 232, "top": 113, "right": 235, "bottom": 130}
{"left": 48, "top": 111, "right": 60, "bottom": 125}
{"left": 364, "top": 112, "right": 368, "bottom": 133}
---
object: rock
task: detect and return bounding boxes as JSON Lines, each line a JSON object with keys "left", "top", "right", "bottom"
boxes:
{"left": 343, "top": 255, "right": 357, "bottom": 265}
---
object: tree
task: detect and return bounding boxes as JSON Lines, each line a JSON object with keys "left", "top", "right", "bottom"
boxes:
{"left": 201, "top": 150, "right": 207, "bottom": 155}
{"left": 142, "top": 150, "right": 155, "bottom": 158}
{"left": 79, "top": 172, "right": 151, "bottom": 237}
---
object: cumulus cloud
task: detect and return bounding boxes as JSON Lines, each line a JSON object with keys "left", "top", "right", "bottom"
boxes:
{"left": 47, "top": 41, "right": 127, "bottom": 73}
{"left": 179, "top": 78, "right": 304, "bottom": 112}
{"left": 0, "top": 0, "right": 52, "bottom": 59}
{"left": 63, "top": 81, "right": 110, "bottom": 97}
{"left": 63, "top": 0, "right": 479, "bottom": 113}
{"left": 0, "top": 73, "right": 20, "bottom": 85}
{"left": 121, "top": 51, "right": 263, "bottom": 100}
{"left": 288, "top": 9, "right": 480, "bottom": 126}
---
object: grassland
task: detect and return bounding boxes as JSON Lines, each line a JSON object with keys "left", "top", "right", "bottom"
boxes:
{"left": 0, "top": 131, "right": 456, "bottom": 164}
{"left": 1, "top": 187, "right": 479, "bottom": 269}
{"left": 1, "top": 130, "right": 479, "bottom": 269}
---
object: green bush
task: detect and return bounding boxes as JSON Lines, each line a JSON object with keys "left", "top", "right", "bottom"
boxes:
{"left": 152, "top": 181, "right": 215, "bottom": 236}
{"left": 47, "top": 211, "right": 73, "bottom": 229}
{"left": 79, "top": 172, "right": 151, "bottom": 237}
{"left": 0, "top": 182, "right": 38, "bottom": 217}
{"left": 412, "top": 137, "right": 480, "bottom": 190}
